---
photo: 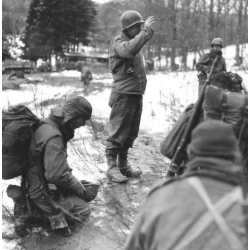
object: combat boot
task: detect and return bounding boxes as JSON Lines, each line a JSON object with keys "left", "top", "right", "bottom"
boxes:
{"left": 118, "top": 151, "right": 142, "bottom": 178}
{"left": 106, "top": 153, "right": 128, "bottom": 183}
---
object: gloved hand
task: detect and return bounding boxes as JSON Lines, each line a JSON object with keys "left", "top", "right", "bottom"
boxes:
{"left": 71, "top": 181, "right": 88, "bottom": 200}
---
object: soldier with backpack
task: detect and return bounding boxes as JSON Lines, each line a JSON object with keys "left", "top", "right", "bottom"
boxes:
{"left": 3, "top": 96, "right": 100, "bottom": 237}
{"left": 196, "top": 37, "right": 227, "bottom": 95}
{"left": 161, "top": 71, "right": 247, "bottom": 177}
{"left": 124, "top": 120, "right": 247, "bottom": 250}
{"left": 202, "top": 72, "right": 248, "bottom": 192}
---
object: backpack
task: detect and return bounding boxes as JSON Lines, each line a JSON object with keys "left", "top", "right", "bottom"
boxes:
{"left": 2, "top": 105, "right": 40, "bottom": 180}
{"left": 227, "top": 71, "right": 243, "bottom": 93}
{"left": 160, "top": 104, "right": 203, "bottom": 160}
{"left": 203, "top": 85, "right": 247, "bottom": 137}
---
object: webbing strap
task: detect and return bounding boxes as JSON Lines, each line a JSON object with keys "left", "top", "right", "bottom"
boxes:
{"left": 173, "top": 177, "right": 244, "bottom": 250}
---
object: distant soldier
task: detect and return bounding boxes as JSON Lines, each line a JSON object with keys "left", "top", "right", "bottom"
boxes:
{"left": 196, "top": 37, "right": 227, "bottom": 95}
{"left": 124, "top": 120, "right": 247, "bottom": 250}
{"left": 81, "top": 62, "right": 92, "bottom": 92}
{"left": 105, "top": 10, "right": 155, "bottom": 183}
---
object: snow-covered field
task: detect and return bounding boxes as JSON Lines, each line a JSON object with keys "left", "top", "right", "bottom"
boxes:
{"left": 1, "top": 44, "right": 248, "bottom": 249}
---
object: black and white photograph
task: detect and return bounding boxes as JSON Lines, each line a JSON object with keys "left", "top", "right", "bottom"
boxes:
{"left": 2, "top": 0, "right": 248, "bottom": 249}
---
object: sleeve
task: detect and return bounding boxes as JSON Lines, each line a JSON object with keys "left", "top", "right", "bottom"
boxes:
{"left": 115, "top": 27, "right": 154, "bottom": 58}
{"left": 43, "top": 136, "right": 86, "bottom": 198}
{"left": 196, "top": 53, "right": 210, "bottom": 73}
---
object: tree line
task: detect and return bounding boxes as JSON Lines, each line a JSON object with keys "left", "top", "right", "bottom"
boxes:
{"left": 96, "top": 0, "right": 248, "bottom": 70}
{"left": 2, "top": 0, "right": 248, "bottom": 70}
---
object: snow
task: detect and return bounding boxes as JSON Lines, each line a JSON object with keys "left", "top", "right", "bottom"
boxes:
{"left": 1, "top": 43, "right": 248, "bottom": 249}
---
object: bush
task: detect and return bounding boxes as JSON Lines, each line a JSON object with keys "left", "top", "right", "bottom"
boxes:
{"left": 65, "top": 61, "right": 77, "bottom": 70}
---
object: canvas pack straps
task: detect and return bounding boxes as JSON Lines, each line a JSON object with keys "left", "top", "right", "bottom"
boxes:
{"left": 175, "top": 177, "right": 245, "bottom": 250}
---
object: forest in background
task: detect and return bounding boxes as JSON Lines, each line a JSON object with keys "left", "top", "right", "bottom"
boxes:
{"left": 2, "top": 0, "right": 248, "bottom": 70}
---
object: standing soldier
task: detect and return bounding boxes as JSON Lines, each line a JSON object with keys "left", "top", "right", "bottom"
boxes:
{"left": 81, "top": 62, "right": 92, "bottom": 93}
{"left": 105, "top": 10, "right": 155, "bottom": 183}
{"left": 196, "top": 37, "right": 227, "bottom": 95}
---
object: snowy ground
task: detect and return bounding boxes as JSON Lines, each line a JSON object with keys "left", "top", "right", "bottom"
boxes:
{"left": 1, "top": 44, "right": 248, "bottom": 249}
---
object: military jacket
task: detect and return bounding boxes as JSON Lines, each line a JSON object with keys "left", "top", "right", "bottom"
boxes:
{"left": 123, "top": 159, "right": 247, "bottom": 250}
{"left": 26, "top": 118, "right": 84, "bottom": 200}
{"left": 196, "top": 49, "right": 227, "bottom": 79}
{"left": 109, "top": 27, "right": 154, "bottom": 94}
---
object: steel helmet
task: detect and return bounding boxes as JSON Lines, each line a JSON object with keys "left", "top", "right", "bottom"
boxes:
{"left": 120, "top": 10, "right": 145, "bottom": 31}
{"left": 211, "top": 37, "right": 223, "bottom": 47}
{"left": 81, "top": 180, "right": 100, "bottom": 202}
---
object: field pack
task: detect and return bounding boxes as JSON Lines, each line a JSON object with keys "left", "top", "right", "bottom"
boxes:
{"left": 227, "top": 71, "right": 243, "bottom": 93}
{"left": 203, "top": 85, "right": 247, "bottom": 137}
{"left": 2, "top": 105, "right": 40, "bottom": 180}
{"left": 160, "top": 104, "right": 203, "bottom": 160}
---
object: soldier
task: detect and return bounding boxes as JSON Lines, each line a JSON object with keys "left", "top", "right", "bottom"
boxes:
{"left": 105, "top": 10, "right": 155, "bottom": 183}
{"left": 10, "top": 96, "right": 98, "bottom": 237}
{"left": 196, "top": 37, "right": 227, "bottom": 95}
{"left": 203, "top": 72, "right": 248, "bottom": 193}
{"left": 81, "top": 62, "right": 92, "bottom": 93}
{"left": 124, "top": 120, "right": 247, "bottom": 250}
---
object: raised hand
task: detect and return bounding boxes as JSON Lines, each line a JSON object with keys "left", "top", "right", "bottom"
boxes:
{"left": 144, "top": 16, "right": 156, "bottom": 31}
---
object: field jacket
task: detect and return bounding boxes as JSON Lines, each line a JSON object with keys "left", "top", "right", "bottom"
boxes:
{"left": 196, "top": 49, "right": 227, "bottom": 80}
{"left": 26, "top": 116, "right": 84, "bottom": 201}
{"left": 109, "top": 27, "right": 154, "bottom": 94}
{"left": 123, "top": 158, "right": 247, "bottom": 250}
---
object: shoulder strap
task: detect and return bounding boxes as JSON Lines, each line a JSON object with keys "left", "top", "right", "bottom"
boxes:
{"left": 184, "top": 177, "right": 244, "bottom": 250}
{"left": 33, "top": 121, "right": 62, "bottom": 146}
{"left": 32, "top": 131, "right": 60, "bottom": 215}
{"left": 31, "top": 131, "right": 83, "bottom": 225}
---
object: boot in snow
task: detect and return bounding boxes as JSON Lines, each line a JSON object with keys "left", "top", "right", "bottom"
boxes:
{"left": 106, "top": 153, "right": 128, "bottom": 183}
{"left": 118, "top": 151, "right": 142, "bottom": 178}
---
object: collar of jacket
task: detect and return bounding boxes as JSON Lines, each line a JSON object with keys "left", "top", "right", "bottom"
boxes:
{"left": 184, "top": 156, "right": 241, "bottom": 185}
{"left": 46, "top": 115, "right": 63, "bottom": 132}
{"left": 43, "top": 115, "right": 72, "bottom": 145}
{"left": 210, "top": 49, "right": 222, "bottom": 58}
{"left": 42, "top": 108, "right": 64, "bottom": 136}
{"left": 48, "top": 110, "right": 75, "bottom": 142}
